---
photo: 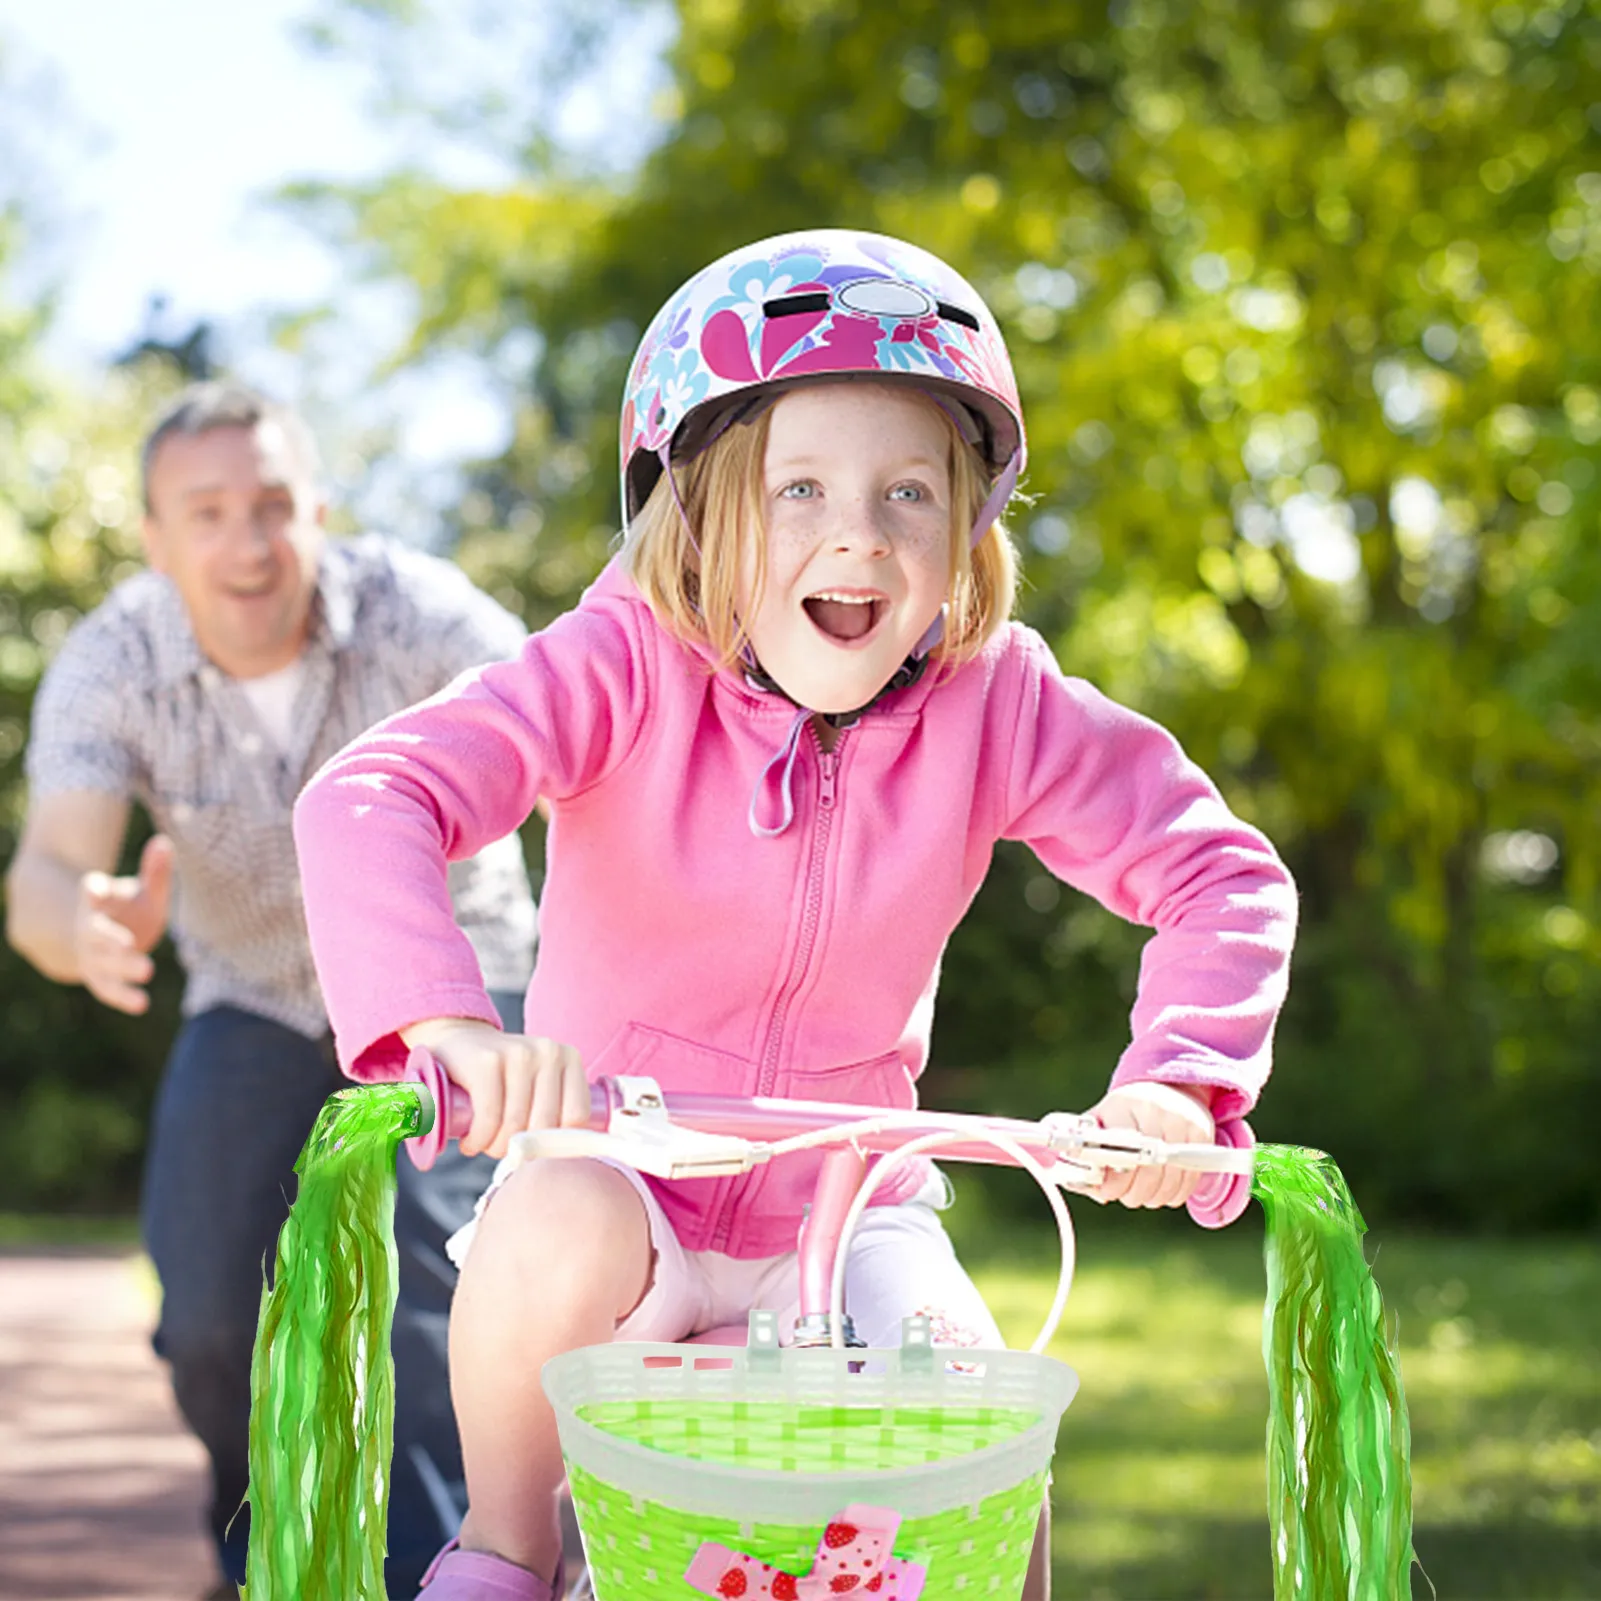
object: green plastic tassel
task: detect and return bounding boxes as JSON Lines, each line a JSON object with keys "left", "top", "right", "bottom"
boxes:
{"left": 241, "top": 1082, "right": 426, "bottom": 1601}
{"left": 1252, "top": 1144, "right": 1416, "bottom": 1601}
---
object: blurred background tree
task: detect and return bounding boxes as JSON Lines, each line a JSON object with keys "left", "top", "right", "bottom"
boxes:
{"left": 4, "top": 0, "right": 1598, "bottom": 1226}
{"left": 0, "top": 246, "right": 188, "bottom": 1210}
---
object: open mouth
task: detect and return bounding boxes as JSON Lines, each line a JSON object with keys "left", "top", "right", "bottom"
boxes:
{"left": 803, "top": 591, "right": 885, "bottom": 643}
{"left": 221, "top": 574, "right": 282, "bottom": 602}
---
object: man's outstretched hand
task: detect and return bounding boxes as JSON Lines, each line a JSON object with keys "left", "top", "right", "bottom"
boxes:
{"left": 74, "top": 834, "right": 174, "bottom": 1014}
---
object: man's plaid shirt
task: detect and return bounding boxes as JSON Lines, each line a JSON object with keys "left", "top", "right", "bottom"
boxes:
{"left": 25, "top": 535, "right": 538, "bottom": 1036}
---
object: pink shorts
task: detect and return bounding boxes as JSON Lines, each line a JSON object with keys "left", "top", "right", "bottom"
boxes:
{"left": 449, "top": 1161, "right": 1004, "bottom": 1350}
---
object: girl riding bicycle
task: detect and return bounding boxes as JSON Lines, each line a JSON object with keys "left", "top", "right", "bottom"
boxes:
{"left": 292, "top": 228, "right": 1298, "bottom": 1601}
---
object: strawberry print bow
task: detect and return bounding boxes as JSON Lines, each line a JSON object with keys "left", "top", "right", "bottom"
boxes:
{"left": 684, "top": 1504, "right": 927, "bottom": 1599}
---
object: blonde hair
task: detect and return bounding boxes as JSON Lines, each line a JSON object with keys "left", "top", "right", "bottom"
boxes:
{"left": 623, "top": 386, "right": 1017, "bottom": 674}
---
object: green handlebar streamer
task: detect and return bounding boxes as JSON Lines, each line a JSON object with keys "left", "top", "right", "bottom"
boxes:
{"left": 241, "top": 1082, "right": 426, "bottom": 1601}
{"left": 1252, "top": 1144, "right": 1417, "bottom": 1601}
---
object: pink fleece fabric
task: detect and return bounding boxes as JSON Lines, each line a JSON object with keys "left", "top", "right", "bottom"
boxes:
{"left": 293, "top": 560, "right": 1297, "bottom": 1257}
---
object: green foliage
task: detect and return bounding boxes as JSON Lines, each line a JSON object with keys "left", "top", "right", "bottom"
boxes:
{"left": 284, "top": 0, "right": 1601, "bottom": 1227}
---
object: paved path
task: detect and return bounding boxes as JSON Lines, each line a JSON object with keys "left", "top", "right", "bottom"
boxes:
{"left": 0, "top": 1252, "right": 217, "bottom": 1601}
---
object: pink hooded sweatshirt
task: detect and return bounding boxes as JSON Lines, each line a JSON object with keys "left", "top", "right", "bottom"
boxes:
{"left": 293, "top": 560, "right": 1297, "bottom": 1257}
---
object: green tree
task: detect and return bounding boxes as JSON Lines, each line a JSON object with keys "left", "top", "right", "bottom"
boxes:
{"left": 293, "top": 0, "right": 1601, "bottom": 1222}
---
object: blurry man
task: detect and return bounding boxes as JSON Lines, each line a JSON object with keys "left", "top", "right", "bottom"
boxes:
{"left": 5, "top": 382, "right": 537, "bottom": 1598}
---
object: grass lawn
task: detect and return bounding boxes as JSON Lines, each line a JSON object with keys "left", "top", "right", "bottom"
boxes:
{"left": 954, "top": 1200, "right": 1601, "bottom": 1600}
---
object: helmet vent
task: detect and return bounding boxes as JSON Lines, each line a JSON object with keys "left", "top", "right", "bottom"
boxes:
{"left": 935, "top": 300, "right": 981, "bottom": 331}
{"left": 763, "top": 292, "right": 832, "bottom": 318}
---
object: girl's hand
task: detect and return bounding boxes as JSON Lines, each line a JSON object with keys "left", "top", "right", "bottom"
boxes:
{"left": 398, "top": 1017, "right": 591, "bottom": 1159}
{"left": 1087, "top": 1081, "right": 1216, "bottom": 1209}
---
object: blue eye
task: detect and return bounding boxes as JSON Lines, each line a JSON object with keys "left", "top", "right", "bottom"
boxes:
{"left": 890, "top": 483, "right": 925, "bottom": 502}
{"left": 780, "top": 481, "right": 817, "bottom": 500}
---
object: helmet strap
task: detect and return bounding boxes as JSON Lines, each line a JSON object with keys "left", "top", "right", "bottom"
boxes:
{"left": 657, "top": 444, "right": 703, "bottom": 563}
{"left": 971, "top": 448, "right": 1021, "bottom": 550}
{"left": 910, "top": 445, "right": 1022, "bottom": 660}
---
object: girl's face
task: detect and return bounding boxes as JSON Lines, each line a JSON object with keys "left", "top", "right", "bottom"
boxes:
{"left": 739, "top": 383, "right": 954, "bottom": 716}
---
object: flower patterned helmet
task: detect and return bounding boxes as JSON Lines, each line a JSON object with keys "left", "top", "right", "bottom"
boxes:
{"left": 620, "top": 229, "right": 1025, "bottom": 535}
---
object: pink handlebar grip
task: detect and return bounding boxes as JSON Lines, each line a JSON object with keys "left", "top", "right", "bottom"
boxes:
{"left": 401, "top": 1047, "right": 612, "bottom": 1169}
{"left": 402, "top": 1046, "right": 473, "bottom": 1170}
{"left": 1186, "top": 1116, "right": 1256, "bottom": 1228}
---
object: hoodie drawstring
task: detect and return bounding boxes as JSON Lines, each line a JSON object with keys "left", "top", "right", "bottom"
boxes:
{"left": 748, "top": 707, "right": 811, "bottom": 838}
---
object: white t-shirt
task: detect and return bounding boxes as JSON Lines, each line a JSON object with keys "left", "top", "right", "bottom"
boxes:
{"left": 236, "top": 657, "right": 308, "bottom": 755}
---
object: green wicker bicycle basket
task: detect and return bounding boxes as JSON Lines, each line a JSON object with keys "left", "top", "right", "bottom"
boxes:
{"left": 542, "top": 1318, "right": 1078, "bottom": 1600}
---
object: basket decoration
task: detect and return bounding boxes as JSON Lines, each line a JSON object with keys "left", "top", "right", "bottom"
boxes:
{"left": 685, "top": 1503, "right": 924, "bottom": 1598}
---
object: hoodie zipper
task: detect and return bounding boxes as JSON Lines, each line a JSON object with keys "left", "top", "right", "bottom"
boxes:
{"left": 712, "top": 726, "right": 843, "bottom": 1252}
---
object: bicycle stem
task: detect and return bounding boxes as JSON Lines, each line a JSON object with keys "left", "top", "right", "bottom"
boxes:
{"left": 795, "top": 1145, "right": 869, "bottom": 1339}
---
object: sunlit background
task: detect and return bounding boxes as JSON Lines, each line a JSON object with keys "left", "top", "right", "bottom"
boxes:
{"left": 1, "top": 0, "right": 672, "bottom": 537}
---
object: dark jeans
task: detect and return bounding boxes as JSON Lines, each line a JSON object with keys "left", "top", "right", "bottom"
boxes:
{"left": 140, "top": 999, "right": 517, "bottom": 1597}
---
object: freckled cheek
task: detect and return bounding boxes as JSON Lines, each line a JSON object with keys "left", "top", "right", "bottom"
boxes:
{"left": 757, "top": 522, "right": 826, "bottom": 590}
{"left": 892, "top": 525, "right": 955, "bottom": 589}
{"left": 765, "top": 514, "right": 819, "bottom": 554}
{"left": 891, "top": 522, "right": 948, "bottom": 557}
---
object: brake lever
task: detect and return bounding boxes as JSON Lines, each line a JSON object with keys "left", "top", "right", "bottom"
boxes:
{"left": 1040, "top": 1111, "right": 1256, "bottom": 1187}
{"left": 512, "top": 1074, "right": 766, "bottom": 1180}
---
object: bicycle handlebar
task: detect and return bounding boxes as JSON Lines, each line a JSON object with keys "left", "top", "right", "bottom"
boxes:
{"left": 400, "top": 1045, "right": 1255, "bottom": 1228}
